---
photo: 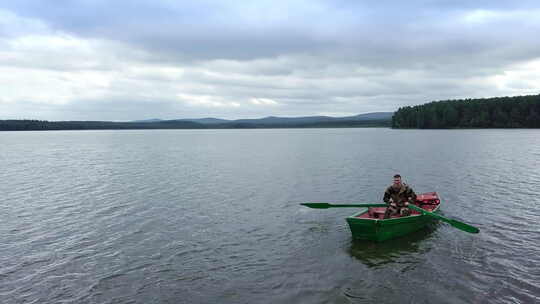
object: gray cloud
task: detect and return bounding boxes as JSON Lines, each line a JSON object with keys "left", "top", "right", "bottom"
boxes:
{"left": 1, "top": 1, "right": 540, "bottom": 120}
{"left": 5, "top": 1, "right": 540, "bottom": 63}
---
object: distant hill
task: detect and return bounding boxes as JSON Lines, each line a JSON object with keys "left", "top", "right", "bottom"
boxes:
{"left": 1, "top": 112, "right": 393, "bottom": 131}
{"left": 173, "top": 118, "right": 231, "bottom": 124}
{"left": 343, "top": 112, "right": 394, "bottom": 120}
{"left": 132, "top": 118, "right": 163, "bottom": 123}
{"left": 172, "top": 112, "right": 394, "bottom": 126}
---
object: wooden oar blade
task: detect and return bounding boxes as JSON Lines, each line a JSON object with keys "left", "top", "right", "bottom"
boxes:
{"left": 448, "top": 219, "right": 480, "bottom": 234}
{"left": 300, "top": 203, "right": 331, "bottom": 209}
{"left": 408, "top": 204, "right": 480, "bottom": 234}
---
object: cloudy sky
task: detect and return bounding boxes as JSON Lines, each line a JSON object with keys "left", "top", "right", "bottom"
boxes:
{"left": 1, "top": 1, "right": 539, "bottom": 120}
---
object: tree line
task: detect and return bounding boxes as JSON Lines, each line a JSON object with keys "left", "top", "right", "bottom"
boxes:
{"left": 392, "top": 94, "right": 540, "bottom": 128}
{"left": 0, "top": 119, "right": 390, "bottom": 131}
{"left": 0, "top": 120, "right": 203, "bottom": 131}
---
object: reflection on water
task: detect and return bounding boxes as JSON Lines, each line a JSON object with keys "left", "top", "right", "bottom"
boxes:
{"left": 347, "top": 222, "right": 439, "bottom": 268}
{"left": 2, "top": 129, "right": 540, "bottom": 304}
{"left": 340, "top": 223, "right": 441, "bottom": 304}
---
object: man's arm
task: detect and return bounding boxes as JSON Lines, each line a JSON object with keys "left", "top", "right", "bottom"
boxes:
{"left": 383, "top": 187, "right": 392, "bottom": 205}
{"left": 406, "top": 187, "right": 417, "bottom": 204}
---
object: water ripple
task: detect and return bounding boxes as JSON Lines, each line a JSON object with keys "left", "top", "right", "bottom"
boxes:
{"left": 1, "top": 129, "right": 539, "bottom": 303}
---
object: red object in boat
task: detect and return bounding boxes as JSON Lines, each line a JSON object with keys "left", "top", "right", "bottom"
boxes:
{"left": 356, "top": 192, "right": 441, "bottom": 219}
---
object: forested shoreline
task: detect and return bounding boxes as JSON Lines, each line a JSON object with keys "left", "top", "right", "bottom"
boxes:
{"left": 4, "top": 94, "right": 540, "bottom": 131}
{"left": 0, "top": 119, "right": 390, "bottom": 131}
{"left": 392, "top": 94, "right": 540, "bottom": 128}
{"left": 0, "top": 120, "right": 204, "bottom": 131}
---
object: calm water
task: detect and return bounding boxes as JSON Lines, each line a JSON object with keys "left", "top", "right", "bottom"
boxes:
{"left": 1, "top": 129, "right": 539, "bottom": 304}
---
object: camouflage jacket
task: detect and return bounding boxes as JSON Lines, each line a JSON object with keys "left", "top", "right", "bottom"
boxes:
{"left": 383, "top": 183, "right": 417, "bottom": 206}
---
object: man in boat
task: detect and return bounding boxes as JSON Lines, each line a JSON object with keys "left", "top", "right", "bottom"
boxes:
{"left": 383, "top": 174, "right": 417, "bottom": 219}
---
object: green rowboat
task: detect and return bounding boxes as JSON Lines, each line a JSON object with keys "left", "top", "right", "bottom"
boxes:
{"left": 346, "top": 192, "right": 441, "bottom": 242}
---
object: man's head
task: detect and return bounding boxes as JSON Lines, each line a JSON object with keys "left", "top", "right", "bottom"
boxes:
{"left": 392, "top": 174, "right": 402, "bottom": 188}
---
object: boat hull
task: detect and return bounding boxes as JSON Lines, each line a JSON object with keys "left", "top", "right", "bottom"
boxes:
{"left": 346, "top": 192, "right": 441, "bottom": 242}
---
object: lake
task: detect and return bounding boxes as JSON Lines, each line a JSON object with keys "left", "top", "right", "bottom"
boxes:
{"left": 1, "top": 128, "right": 538, "bottom": 304}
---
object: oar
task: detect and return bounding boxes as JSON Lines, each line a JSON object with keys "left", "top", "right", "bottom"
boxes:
{"left": 300, "top": 203, "right": 387, "bottom": 209}
{"left": 407, "top": 204, "right": 479, "bottom": 234}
